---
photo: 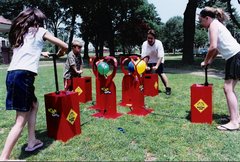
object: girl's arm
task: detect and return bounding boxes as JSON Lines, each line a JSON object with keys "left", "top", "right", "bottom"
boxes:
{"left": 43, "top": 31, "right": 68, "bottom": 56}
{"left": 201, "top": 23, "right": 219, "bottom": 67}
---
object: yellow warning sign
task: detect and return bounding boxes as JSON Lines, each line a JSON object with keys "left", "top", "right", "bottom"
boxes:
{"left": 154, "top": 82, "right": 158, "bottom": 90}
{"left": 75, "top": 86, "right": 83, "bottom": 96}
{"left": 66, "top": 109, "right": 78, "bottom": 125}
{"left": 194, "top": 99, "right": 208, "bottom": 113}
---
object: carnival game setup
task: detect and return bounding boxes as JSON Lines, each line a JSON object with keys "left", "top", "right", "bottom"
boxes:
{"left": 90, "top": 56, "right": 123, "bottom": 119}
{"left": 43, "top": 54, "right": 160, "bottom": 142}
{"left": 119, "top": 55, "right": 154, "bottom": 116}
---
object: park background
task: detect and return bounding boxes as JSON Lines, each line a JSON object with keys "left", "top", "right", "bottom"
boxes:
{"left": 1, "top": 0, "right": 240, "bottom": 161}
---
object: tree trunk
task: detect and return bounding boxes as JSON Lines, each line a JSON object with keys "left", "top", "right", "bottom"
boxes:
{"left": 108, "top": 33, "right": 115, "bottom": 56}
{"left": 68, "top": 10, "right": 77, "bottom": 52}
{"left": 54, "top": 26, "right": 58, "bottom": 53}
{"left": 226, "top": 0, "right": 240, "bottom": 29}
{"left": 182, "top": 0, "right": 198, "bottom": 64}
{"left": 122, "top": 44, "right": 125, "bottom": 55}
{"left": 83, "top": 37, "right": 89, "bottom": 63}
{"left": 99, "top": 40, "right": 104, "bottom": 57}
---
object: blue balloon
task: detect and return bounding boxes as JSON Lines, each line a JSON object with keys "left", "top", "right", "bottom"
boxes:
{"left": 128, "top": 61, "right": 135, "bottom": 72}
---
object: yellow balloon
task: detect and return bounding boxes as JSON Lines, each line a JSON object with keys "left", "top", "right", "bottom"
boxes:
{"left": 135, "top": 59, "right": 147, "bottom": 74}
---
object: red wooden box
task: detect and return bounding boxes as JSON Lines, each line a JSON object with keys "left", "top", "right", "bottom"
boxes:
{"left": 190, "top": 84, "right": 213, "bottom": 124}
{"left": 143, "top": 73, "right": 159, "bottom": 97}
{"left": 44, "top": 91, "right": 81, "bottom": 142}
{"left": 72, "top": 76, "right": 92, "bottom": 103}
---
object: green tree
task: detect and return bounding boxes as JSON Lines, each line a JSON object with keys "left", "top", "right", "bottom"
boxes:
{"left": 38, "top": 0, "right": 73, "bottom": 52}
{"left": 0, "top": 1, "right": 25, "bottom": 19}
{"left": 80, "top": 0, "right": 161, "bottom": 57}
{"left": 0, "top": 0, "right": 69, "bottom": 52}
{"left": 194, "top": 28, "right": 208, "bottom": 48}
{"left": 162, "top": 16, "right": 183, "bottom": 54}
{"left": 61, "top": 0, "right": 82, "bottom": 52}
{"left": 182, "top": 0, "right": 240, "bottom": 64}
{"left": 79, "top": 0, "right": 111, "bottom": 57}
{"left": 117, "top": 0, "right": 161, "bottom": 54}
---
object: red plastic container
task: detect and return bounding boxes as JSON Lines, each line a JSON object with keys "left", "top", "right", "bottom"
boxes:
{"left": 191, "top": 84, "right": 212, "bottom": 124}
{"left": 44, "top": 54, "right": 81, "bottom": 142}
{"left": 44, "top": 91, "right": 81, "bottom": 142}
{"left": 143, "top": 73, "right": 158, "bottom": 97}
{"left": 72, "top": 76, "right": 92, "bottom": 103}
{"left": 119, "top": 75, "right": 135, "bottom": 107}
{"left": 190, "top": 67, "right": 213, "bottom": 124}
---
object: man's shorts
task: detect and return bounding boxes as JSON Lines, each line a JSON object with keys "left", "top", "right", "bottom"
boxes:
{"left": 146, "top": 63, "right": 164, "bottom": 74}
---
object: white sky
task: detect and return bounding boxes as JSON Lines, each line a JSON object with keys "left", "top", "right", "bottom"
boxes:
{"left": 148, "top": 0, "right": 240, "bottom": 23}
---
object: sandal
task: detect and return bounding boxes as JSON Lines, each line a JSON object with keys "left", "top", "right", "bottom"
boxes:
{"left": 25, "top": 140, "right": 43, "bottom": 152}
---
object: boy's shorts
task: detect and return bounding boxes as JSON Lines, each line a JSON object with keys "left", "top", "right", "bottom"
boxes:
{"left": 6, "top": 70, "right": 37, "bottom": 112}
{"left": 64, "top": 78, "right": 73, "bottom": 91}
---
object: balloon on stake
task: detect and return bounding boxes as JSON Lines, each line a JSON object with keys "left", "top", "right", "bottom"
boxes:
{"left": 97, "top": 62, "right": 110, "bottom": 75}
{"left": 128, "top": 61, "right": 135, "bottom": 72}
{"left": 135, "top": 59, "right": 147, "bottom": 74}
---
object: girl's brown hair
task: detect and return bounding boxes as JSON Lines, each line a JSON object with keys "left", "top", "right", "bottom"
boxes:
{"left": 9, "top": 8, "right": 46, "bottom": 48}
{"left": 200, "top": 7, "right": 229, "bottom": 23}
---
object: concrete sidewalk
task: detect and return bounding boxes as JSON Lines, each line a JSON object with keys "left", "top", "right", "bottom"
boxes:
{"left": 0, "top": 62, "right": 225, "bottom": 79}
{"left": 165, "top": 67, "right": 224, "bottom": 79}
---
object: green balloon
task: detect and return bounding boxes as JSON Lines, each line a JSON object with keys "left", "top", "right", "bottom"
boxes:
{"left": 97, "top": 62, "right": 110, "bottom": 75}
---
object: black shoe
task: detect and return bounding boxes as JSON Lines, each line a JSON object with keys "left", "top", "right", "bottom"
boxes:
{"left": 166, "top": 87, "right": 171, "bottom": 95}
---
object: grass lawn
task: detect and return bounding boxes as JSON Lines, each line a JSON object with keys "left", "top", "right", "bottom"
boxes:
{"left": 0, "top": 55, "right": 240, "bottom": 161}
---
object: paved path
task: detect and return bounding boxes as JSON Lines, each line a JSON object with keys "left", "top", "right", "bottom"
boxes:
{"left": 165, "top": 68, "right": 224, "bottom": 79}
{"left": 0, "top": 61, "right": 225, "bottom": 79}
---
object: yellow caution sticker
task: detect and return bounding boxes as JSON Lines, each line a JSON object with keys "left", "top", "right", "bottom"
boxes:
{"left": 194, "top": 99, "right": 208, "bottom": 113}
{"left": 154, "top": 82, "right": 158, "bottom": 90}
{"left": 67, "top": 109, "right": 78, "bottom": 125}
{"left": 75, "top": 86, "right": 83, "bottom": 96}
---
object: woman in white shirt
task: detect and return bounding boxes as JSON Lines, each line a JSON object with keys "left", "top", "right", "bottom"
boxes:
{"left": 199, "top": 7, "right": 240, "bottom": 131}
